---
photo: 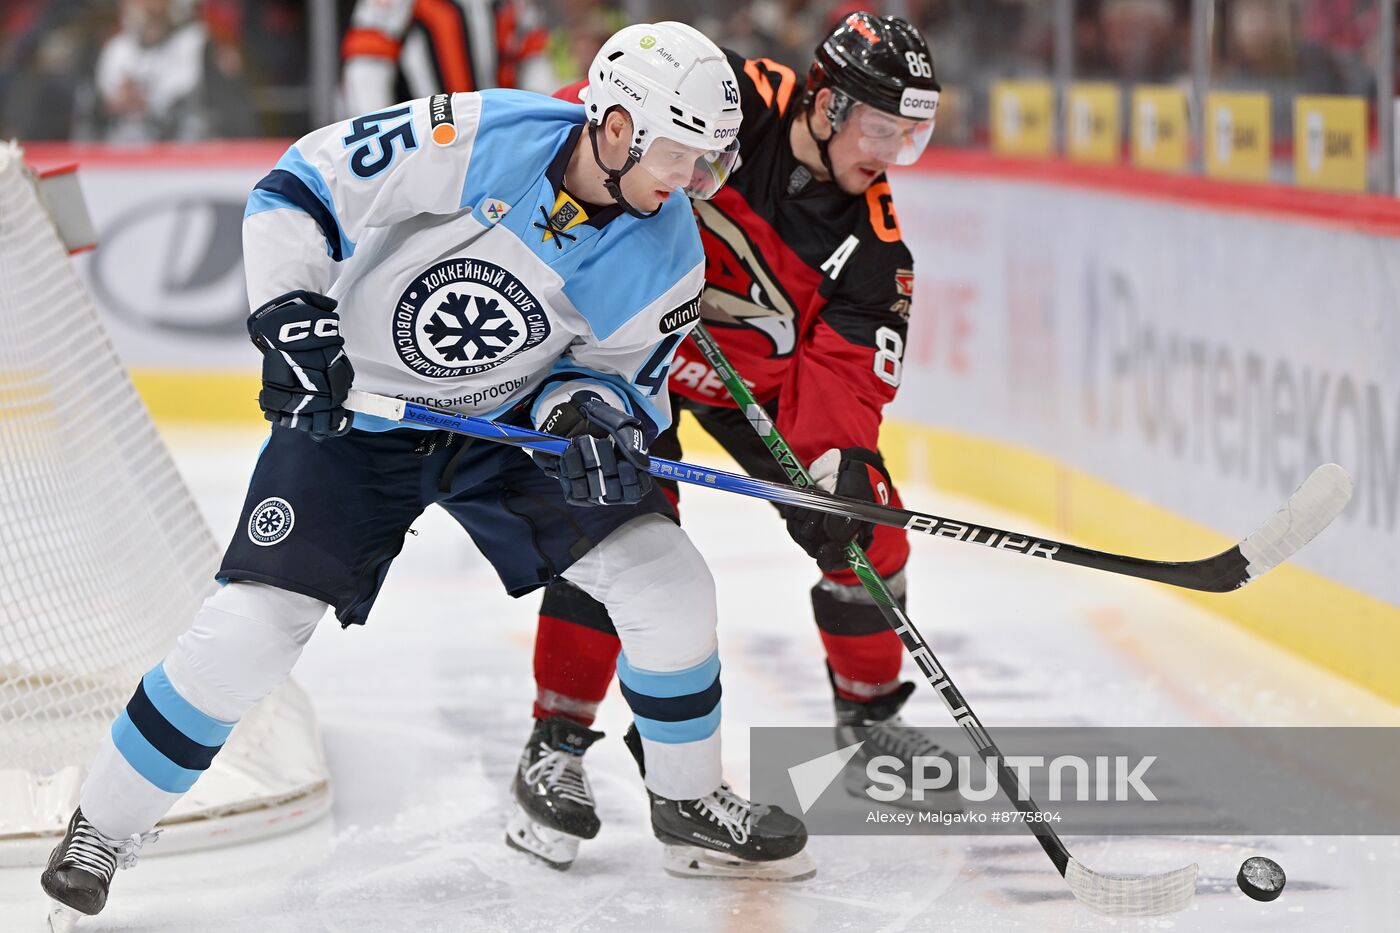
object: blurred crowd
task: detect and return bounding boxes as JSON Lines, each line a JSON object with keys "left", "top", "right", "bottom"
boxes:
{"left": 0, "top": 0, "right": 1391, "bottom": 144}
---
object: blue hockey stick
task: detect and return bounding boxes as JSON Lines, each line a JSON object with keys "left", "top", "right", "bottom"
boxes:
{"left": 344, "top": 389, "right": 1350, "bottom": 594}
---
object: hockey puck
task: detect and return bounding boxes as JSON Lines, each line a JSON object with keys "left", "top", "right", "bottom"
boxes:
{"left": 1237, "top": 856, "right": 1286, "bottom": 901}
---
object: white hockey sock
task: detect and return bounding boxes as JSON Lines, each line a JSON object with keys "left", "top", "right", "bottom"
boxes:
{"left": 563, "top": 515, "right": 723, "bottom": 800}
{"left": 80, "top": 582, "right": 326, "bottom": 839}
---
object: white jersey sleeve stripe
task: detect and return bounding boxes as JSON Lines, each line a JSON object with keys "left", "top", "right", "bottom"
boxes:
{"left": 246, "top": 145, "right": 356, "bottom": 261}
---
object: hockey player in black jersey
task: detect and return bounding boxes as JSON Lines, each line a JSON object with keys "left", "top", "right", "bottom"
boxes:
{"left": 512, "top": 13, "right": 953, "bottom": 874}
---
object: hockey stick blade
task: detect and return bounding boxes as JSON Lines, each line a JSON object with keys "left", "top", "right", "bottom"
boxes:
{"left": 1234, "top": 463, "right": 1353, "bottom": 587}
{"left": 1064, "top": 858, "right": 1198, "bottom": 918}
{"left": 1116, "top": 462, "right": 1354, "bottom": 593}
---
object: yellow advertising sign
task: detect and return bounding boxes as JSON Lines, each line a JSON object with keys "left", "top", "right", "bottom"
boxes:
{"left": 1131, "top": 86, "right": 1189, "bottom": 172}
{"left": 990, "top": 80, "right": 1054, "bottom": 157}
{"left": 1066, "top": 83, "right": 1121, "bottom": 164}
{"left": 1205, "top": 92, "right": 1272, "bottom": 182}
{"left": 1294, "top": 95, "right": 1368, "bottom": 192}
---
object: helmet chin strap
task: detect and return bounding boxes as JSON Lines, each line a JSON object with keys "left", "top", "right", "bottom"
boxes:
{"left": 806, "top": 89, "right": 852, "bottom": 184}
{"left": 806, "top": 107, "right": 838, "bottom": 183}
{"left": 589, "top": 122, "right": 660, "bottom": 220}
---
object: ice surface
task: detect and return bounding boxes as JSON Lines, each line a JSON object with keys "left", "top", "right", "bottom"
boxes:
{"left": 2, "top": 424, "right": 1395, "bottom": 932}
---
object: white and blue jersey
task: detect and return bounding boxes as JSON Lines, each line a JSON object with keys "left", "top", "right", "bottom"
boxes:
{"left": 243, "top": 89, "right": 705, "bottom": 438}
{"left": 76, "top": 93, "right": 735, "bottom": 842}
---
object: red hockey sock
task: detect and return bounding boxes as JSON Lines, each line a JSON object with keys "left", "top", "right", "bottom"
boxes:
{"left": 811, "top": 566, "right": 908, "bottom": 702}
{"left": 820, "top": 630, "right": 905, "bottom": 702}
{"left": 532, "top": 584, "right": 621, "bottom": 726}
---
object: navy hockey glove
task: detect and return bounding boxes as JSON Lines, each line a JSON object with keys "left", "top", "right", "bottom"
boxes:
{"left": 247, "top": 290, "right": 354, "bottom": 438}
{"left": 535, "top": 393, "right": 653, "bottom": 506}
{"left": 785, "top": 447, "right": 892, "bottom": 571}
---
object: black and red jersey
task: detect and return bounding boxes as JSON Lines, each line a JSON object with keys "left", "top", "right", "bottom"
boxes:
{"left": 558, "top": 50, "right": 914, "bottom": 465}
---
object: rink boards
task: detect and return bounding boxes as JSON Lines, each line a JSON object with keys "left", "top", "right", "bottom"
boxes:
{"left": 17, "top": 141, "right": 1399, "bottom": 705}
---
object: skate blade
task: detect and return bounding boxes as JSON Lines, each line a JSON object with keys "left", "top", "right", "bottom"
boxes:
{"left": 505, "top": 804, "right": 580, "bottom": 871}
{"left": 47, "top": 902, "right": 81, "bottom": 933}
{"left": 661, "top": 845, "right": 816, "bottom": 882}
{"left": 844, "top": 768, "right": 963, "bottom": 814}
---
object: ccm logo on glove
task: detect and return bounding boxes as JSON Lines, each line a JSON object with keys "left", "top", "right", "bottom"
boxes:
{"left": 277, "top": 318, "right": 341, "bottom": 343}
{"left": 247, "top": 290, "right": 355, "bottom": 439}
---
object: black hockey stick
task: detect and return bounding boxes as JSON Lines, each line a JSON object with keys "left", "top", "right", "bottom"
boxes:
{"left": 344, "top": 391, "right": 1352, "bottom": 594}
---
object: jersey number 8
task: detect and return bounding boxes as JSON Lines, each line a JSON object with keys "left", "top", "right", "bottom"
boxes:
{"left": 874, "top": 326, "right": 904, "bottom": 387}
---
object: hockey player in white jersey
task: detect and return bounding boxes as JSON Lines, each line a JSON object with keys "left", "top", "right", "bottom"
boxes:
{"left": 40, "top": 21, "right": 812, "bottom": 928}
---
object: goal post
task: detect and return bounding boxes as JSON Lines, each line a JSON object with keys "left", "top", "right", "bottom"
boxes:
{"left": 0, "top": 143, "right": 331, "bottom": 866}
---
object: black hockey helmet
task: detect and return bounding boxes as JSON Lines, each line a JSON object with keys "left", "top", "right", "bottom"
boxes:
{"left": 805, "top": 12, "right": 940, "bottom": 127}
{"left": 800, "top": 12, "right": 940, "bottom": 179}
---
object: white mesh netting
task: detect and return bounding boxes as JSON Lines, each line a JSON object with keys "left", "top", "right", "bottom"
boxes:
{"left": 0, "top": 144, "right": 329, "bottom": 865}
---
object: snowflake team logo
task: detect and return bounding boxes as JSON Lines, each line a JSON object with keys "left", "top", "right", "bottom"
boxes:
{"left": 393, "top": 258, "right": 550, "bottom": 378}
{"left": 248, "top": 497, "right": 294, "bottom": 547}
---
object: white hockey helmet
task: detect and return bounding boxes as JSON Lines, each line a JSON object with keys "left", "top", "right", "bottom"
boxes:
{"left": 583, "top": 21, "right": 742, "bottom": 204}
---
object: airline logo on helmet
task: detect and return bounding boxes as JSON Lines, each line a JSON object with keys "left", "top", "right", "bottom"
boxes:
{"left": 640, "top": 35, "right": 656, "bottom": 49}
{"left": 900, "top": 88, "right": 939, "bottom": 120}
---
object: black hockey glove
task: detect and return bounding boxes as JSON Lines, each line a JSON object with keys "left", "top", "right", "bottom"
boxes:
{"left": 785, "top": 447, "right": 892, "bottom": 571}
{"left": 534, "top": 392, "right": 652, "bottom": 506}
{"left": 247, "top": 290, "right": 354, "bottom": 438}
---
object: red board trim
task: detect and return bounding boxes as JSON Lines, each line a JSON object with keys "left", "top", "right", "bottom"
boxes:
{"left": 899, "top": 148, "right": 1400, "bottom": 238}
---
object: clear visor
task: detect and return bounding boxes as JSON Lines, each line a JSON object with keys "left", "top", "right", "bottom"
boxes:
{"left": 636, "top": 136, "right": 741, "bottom": 200}
{"left": 847, "top": 103, "right": 935, "bottom": 166}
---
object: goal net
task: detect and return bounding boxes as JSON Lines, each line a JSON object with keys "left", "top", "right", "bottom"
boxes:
{"left": 0, "top": 144, "right": 330, "bottom": 866}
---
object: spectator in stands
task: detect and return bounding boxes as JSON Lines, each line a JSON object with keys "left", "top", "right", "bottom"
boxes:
{"left": 703, "top": 0, "right": 818, "bottom": 67}
{"left": 94, "top": 0, "right": 250, "bottom": 143}
{"left": 96, "top": 0, "right": 207, "bottom": 141}
{"left": 541, "top": 0, "right": 627, "bottom": 85}
{"left": 0, "top": 0, "right": 109, "bottom": 141}
{"left": 1299, "top": 0, "right": 1377, "bottom": 94}
{"left": 1098, "top": 0, "right": 1184, "bottom": 82}
{"left": 1223, "top": 0, "right": 1299, "bottom": 79}
{"left": 1215, "top": 0, "right": 1346, "bottom": 142}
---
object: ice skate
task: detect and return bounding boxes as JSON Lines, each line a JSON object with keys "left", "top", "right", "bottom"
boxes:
{"left": 40, "top": 808, "right": 157, "bottom": 930}
{"left": 624, "top": 725, "right": 815, "bottom": 881}
{"left": 835, "top": 678, "right": 961, "bottom": 811}
{"left": 506, "top": 716, "right": 604, "bottom": 870}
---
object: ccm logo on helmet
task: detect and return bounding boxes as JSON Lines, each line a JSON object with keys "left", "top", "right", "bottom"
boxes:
{"left": 612, "top": 74, "right": 645, "bottom": 103}
{"left": 899, "top": 88, "right": 939, "bottom": 119}
{"left": 278, "top": 319, "right": 340, "bottom": 342}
